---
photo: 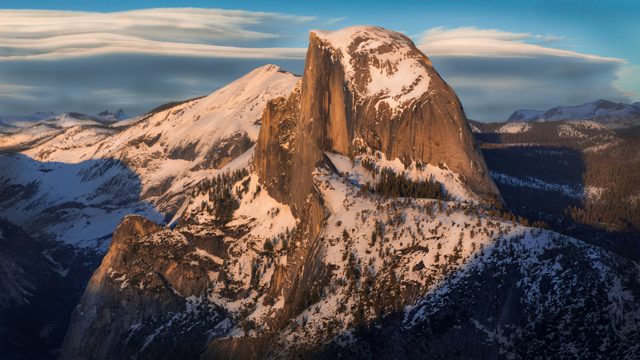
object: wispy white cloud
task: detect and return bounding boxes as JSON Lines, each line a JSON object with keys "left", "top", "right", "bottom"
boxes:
{"left": 324, "top": 17, "right": 347, "bottom": 25}
{"left": 0, "top": 83, "right": 41, "bottom": 92}
{"left": 415, "top": 26, "right": 623, "bottom": 62}
{"left": 0, "top": 9, "right": 312, "bottom": 60}
{"left": 535, "top": 36, "right": 565, "bottom": 45}
{"left": 614, "top": 65, "right": 640, "bottom": 99}
{"left": 0, "top": 33, "right": 307, "bottom": 60}
{"left": 0, "top": 83, "right": 44, "bottom": 101}
{"left": 412, "top": 27, "right": 634, "bottom": 121}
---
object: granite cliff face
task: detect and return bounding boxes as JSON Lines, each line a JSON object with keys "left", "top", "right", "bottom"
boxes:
{"left": 252, "top": 27, "right": 504, "bottom": 339}
{"left": 60, "top": 215, "right": 229, "bottom": 360}
{"left": 256, "top": 26, "right": 500, "bottom": 218}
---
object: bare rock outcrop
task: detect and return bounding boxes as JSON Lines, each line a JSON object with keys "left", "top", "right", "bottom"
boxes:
{"left": 251, "top": 26, "right": 504, "bottom": 345}
{"left": 59, "top": 215, "right": 227, "bottom": 360}
{"left": 255, "top": 25, "right": 501, "bottom": 219}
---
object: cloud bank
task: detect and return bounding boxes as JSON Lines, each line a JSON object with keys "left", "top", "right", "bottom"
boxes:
{"left": 0, "top": 11, "right": 634, "bottom": 122}
{"left": 417, "top": 27, "right": 620, "bottom": 60}
{"left": 0, "top": 9, "right": 310, "bottom": 60}
{"left": 0, "top": 8, "right": 311, "bottom": 116}
{"left": 416, "top": 27, "right": 631, "bottom": 121}
{"left": 0, "top": 55, "right": 306, "bottom": 116}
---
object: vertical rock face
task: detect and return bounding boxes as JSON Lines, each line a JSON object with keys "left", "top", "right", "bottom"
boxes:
{"left": 59, "top": 215, "right": 227, "bottom": 360}
{"left": 254, "top": 83, "right": 301, "bottom": 209}
{"left": 255, "top": 26, "right": 501, "bottom": 217}
{"left": 249, "top": 25, "right": 503, "bottom": 358}
{"left": 253, "top": 25, "right": 503, "bottom": 352}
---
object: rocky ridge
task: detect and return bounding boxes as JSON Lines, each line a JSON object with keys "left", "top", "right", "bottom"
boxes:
{"left": 60, "top": 215, "right": 230, "bottom": 360}
{"left": 97, "top": 109, "right": 130, "bottom": 122}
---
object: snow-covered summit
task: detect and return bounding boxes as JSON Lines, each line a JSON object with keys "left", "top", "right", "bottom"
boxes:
{"left": 147, "top": 64, "right": 299, "bottom": 146}
{"left": 0, "top": 112, "right": 109, "bottom": 133}
{"left": 26, "top": 111, "right": 57, "bottom": 121}
{"left": 0, "top": 112, "right": 108, "bottom": 148}
{"left": 311, "top": 26, "right": 431, "bottom": 110}
{"left": 38, "top": 113, "right": 104, "bottom": 127}
{"left": 0, "top": 64, "right": 300, "bottom": 251}
{"left": 1, "top": 109, "right": 128, "bottom": 131}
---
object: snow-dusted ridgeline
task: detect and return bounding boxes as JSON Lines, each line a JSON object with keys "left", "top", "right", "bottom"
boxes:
{"left": 0, "top": 65, "right": 301, "bottom": 252}
{"left": 507, "top": 99, "right": 640, "bottom": 129}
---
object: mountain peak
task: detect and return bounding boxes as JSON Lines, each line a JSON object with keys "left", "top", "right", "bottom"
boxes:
{"left": 20, "top": 111, "right": 58, "bottom": 121}
{"left": 97, "top": 109, "right": 130, "bottom": 121}
{"left": 256, "top": 25, "right": 501, "bottom": 221}
{"left": 592, "top": 99, "right": 624, "bottom": 111}
{"left": 310, "top": 25, "right": 416, "bottom": 51}
{"left": 310, "top": 26, "right": 432, "bottom": 110}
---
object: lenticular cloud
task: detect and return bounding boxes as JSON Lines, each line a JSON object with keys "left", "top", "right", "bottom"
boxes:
{"left": 0, "top": 9, "right": 310, "bottom": 60}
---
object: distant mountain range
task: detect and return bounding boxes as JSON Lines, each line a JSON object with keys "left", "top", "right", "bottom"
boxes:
{"left": 0, "top": 110, "right": 131, "bottom": 151}
{"left": 0, "top": 109, "right": 129, "bottom": 128}
{"left": 97, "top": 109, "right": 130, "bottom": 121}
{"left": 507, "top": 99, "right": 640, "bottom": 129}
{"left": 469, "top": 118, "right": 621, "bottom": 150}
{"left": 0, "top": 111, "right": 58, "bottom": 127}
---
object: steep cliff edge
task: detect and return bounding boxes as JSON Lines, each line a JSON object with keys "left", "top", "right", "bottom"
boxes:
{"left": 59, "top": 215, "right": 229, "bottom": 360}
{"left": 251, "top": 27, "right": 504, "bottom": 352}
{"left": 255, "top": 26, "right": 500, "bottom": 218}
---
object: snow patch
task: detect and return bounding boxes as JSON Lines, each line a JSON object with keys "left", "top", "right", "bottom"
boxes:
{"left": 497, "top": 122, "right": 531, "bottom": 134}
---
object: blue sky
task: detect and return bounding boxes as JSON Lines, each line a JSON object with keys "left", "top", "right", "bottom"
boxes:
{"left": 0, "top": 0, "right": 637, "bottom": 121}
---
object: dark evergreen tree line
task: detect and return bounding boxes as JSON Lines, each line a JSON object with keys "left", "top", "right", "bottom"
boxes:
{"left": 480, "top": 138, "right": 640, "bottom": 261}
{"left": 192, "top": 168, "right": 250, "bottom": 224}
{"left": 369, "top": 167, "right": 448, "bottom": 200}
